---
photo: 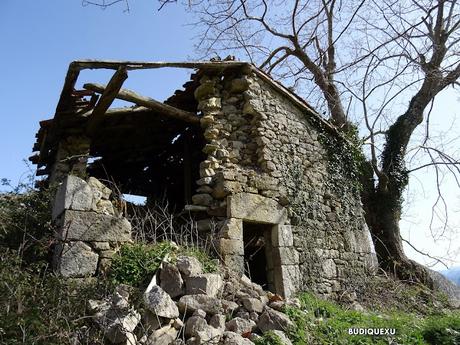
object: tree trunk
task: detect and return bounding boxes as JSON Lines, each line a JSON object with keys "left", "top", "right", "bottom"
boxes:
{"left": 360, "top": 106, "right": 436, "bottom": 286}
{"left": 363, "top": 184, "right": 434, "bottom": 285}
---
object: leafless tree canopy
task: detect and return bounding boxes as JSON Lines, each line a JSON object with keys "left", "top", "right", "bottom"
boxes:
{"left": 84, "top": 0, "right": 460, "bottom": 281}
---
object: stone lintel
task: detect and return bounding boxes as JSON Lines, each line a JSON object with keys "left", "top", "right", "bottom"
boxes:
{"left": 227, "top": 193, "right": 286, "bottom": 224}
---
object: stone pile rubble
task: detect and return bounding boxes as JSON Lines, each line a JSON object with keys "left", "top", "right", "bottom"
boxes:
{"left": 88, "top": 255, "right": 297, "bottom": 345}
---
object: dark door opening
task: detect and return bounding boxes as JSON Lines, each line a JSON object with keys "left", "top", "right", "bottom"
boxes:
{"left": 243, "top": 222, "right": 273, "bottom": 291}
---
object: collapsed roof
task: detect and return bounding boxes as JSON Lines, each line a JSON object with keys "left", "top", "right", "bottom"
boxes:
{"left": 30, "top": 60, "right": 333, "bottom": 203}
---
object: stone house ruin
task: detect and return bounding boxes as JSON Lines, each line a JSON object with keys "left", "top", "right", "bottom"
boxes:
{"left": 30, "top": 60, "right": 377, "bottom": 298}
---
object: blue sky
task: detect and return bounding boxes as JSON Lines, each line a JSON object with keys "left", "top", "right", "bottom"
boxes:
{"left": 1, "top": 0, "right": 458, "bottom": 268}
{"left": 0, "top": 0, "right": 196, "bottom": 187}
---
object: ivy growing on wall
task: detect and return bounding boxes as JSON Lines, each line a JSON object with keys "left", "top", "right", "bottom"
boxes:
{"left": 309, "top": 117, "right": 366, "bottom": 198}
{"left": 279, "top": 116, "right": 366, "bottom": 225}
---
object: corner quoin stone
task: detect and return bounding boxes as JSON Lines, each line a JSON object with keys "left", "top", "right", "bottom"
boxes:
{"left": 53, "top": 241, "right": 99, "bottom": 277}
{"left": 52, "top": 175, "right": 93, "bottom": 220}
{"left": 57, "top": 210, "right": 132, "bottom": 242}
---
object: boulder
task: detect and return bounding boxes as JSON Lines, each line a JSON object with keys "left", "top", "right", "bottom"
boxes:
{"left": 177, "top": 256, "right": 203, "bottom": 277}
{"left": 257, "top": 308, "right": 294, "bottom": 332}
{"left": 160, "top": 262, "right": 184, "bottom": 298}
{"left": 185, "top": 274, "right": 223, "bottom": 297}
{"left": 144, "top": 285, "right": 179, "bottom": 319}
{"left": 93, "top": 306, "right": 140, "bottom": 344}
{"left": 87, "top": 177, "right": 112, "bottom": 200}
{"left": 185, "top": 316, "right": 208, "bottom": 338}
{"left": 142, "top": 310, "right": 169, "bottom": 332}
{"left": 146, "top": 325, "right": 178, "bottom": 345}
{"left": 209, "top": 314, "right": 226, "bottom": 331}
{"left": 186, "top": 325, "right": 222, "bottom": 345}
{"left": 225, "top": 317, "right": 256, "bottom": 334}
{"left": 241, "top": 297, "right": 264, "bottom": 313}
{"left": 221, "top": 331, "right": 254, "bottom": 345}
{"left": 193, "top": 309, "right": 206, "bottom": 318}
{"left": 178, "top": 295, "right": 238, "bottom": 316}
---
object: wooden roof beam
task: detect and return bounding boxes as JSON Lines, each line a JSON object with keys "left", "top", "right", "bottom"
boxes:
{"left": 83, "top": 83, "right": 200, "bottom": 124}
{"left": 86, "top": 67, "right": 128, "bottom": 135}
{"left": 73, "top": 60, "right": 248, "bottom": 71}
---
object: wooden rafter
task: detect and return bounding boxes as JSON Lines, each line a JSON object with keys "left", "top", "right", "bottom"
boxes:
{"left": 86, "top": 67, "right": 128, "bottom": 135}
{"left": 83, "top": 83, "right": 200, "bottom": 124}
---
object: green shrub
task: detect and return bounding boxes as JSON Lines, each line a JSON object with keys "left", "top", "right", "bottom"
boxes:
{"left": 0, "top": 184, "right": 55, "bottom": 264}
{"left": 180, "top": 247, "right": 219, "bottom": 273}
{"left": 254, "top": 331, "right": 285, "bottom": 345}
{"left": 422, "top": 314, "right": 460, "bottom": 345}
{"left": 0, "top": 250, "right": 109, "bottom": 345}
{"left": 109, "top": 242, "right": 176, "bottom": 287}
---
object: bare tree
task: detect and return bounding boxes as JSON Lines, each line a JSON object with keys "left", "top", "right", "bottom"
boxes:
{"left": 83, "top": 0, "right": 460, "bottom": 284}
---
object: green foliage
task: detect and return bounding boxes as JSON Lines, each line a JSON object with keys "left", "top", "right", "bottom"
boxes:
{"left": 318, "top": 123, "right": 366, "bottom": 198}
{"left": 180, "top": 247, "right": 219, "bottom": 273}
{"left": 284, "top": 292, "right": 460, "bottom": 345}
{"left": 109, "top": 241, "right": 219, "bottom": 287}
{"left": 422, "top": 314, "right": 460, "bottom": 345}
{"left": 0, "top": 183, "right": 56, "bottom": 264}
{"left": 0, "top": 250, "right": 109, "bottom": 345}
{"left": 109, "top": 242, "right": 176, "bottom": 287}
{"left": 254, "top": 331, "right": 285, "bottom": 345}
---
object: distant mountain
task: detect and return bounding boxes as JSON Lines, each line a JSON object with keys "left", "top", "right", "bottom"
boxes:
{"left": 441, "top": 267, "right": 460, "bottom": 286}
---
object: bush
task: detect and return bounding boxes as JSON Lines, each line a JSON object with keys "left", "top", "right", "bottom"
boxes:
{"left": 0, "top": 183, "right": 55, "bottom": 264}
{"left": 254, "top": 331, "right": 286, "bottom": 345}
{"left": 180, "top": 247, "right": 219, "bottom": 273}
{"left": 422, "top": 314, "right": 460, "bottom": 345}
{"left": 0, "top": 250, "right": 110, "bottom": 345}
{"left": 109, "top": 242, "right": 176, "bottom": 287}
{"left": 109, "top": 241, "right": 220, "bottom": 288}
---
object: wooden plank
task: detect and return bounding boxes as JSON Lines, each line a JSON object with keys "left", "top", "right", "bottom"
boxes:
{"left": 56, "top": 62, "right": 81, "bottom": 113}
{"left": 86, "top": 67, "right": 128, "bottom": 135}
{"left": 83, "top": 83, "right": 200, "bottom": 124}
{"left": 73, "top": 59, "right": 248, "bottom": 71}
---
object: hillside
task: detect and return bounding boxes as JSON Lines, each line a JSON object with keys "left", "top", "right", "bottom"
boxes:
{"left": 442, "top": 267, "right": 460, "bottom": 286}
{"left": 1, "top": 188, "right": 460, "bottom": 344}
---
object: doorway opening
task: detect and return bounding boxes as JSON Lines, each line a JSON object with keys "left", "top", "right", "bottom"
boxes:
{"left": 243, "top": 222, "right": 274, "bottom": 292}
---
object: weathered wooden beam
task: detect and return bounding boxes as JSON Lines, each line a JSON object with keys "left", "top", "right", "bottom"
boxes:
{"left": 73, "top": 60, "right": 248, "bottom": 71}
{"left": 83, "top": 83, "right": 200, "bottom": 124}
{"left": 86, "top": 67, "right": 128, "bottom": 135}
{"left": 56, "top": 62, "right": 81, "bottom": 113}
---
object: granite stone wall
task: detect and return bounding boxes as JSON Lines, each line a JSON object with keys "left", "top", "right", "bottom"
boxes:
{"left": 192, "top": 70, "right": 377, "bottom": 297}
{"left": 52, "top": 175, "right": 132, "bottom": 277}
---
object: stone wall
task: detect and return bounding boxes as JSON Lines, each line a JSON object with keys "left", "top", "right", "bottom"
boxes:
{"left": 191, "top": 69, "right": 377, "bottom": 297}
{"left": 52, "top": 175, "right": 132, "bottom": 277}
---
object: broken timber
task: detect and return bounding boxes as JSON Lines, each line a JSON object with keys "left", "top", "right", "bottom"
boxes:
{"left": 83, "top": 83, "right": 200, "bottom": 124}
{"left": 86, "top": 67, "right": 128, "bottom": 135}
